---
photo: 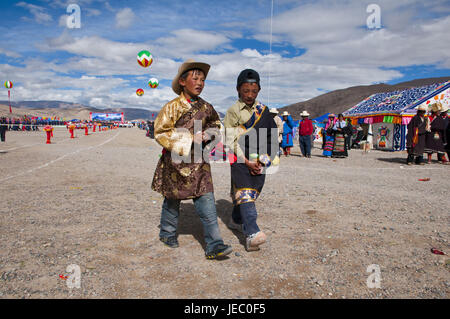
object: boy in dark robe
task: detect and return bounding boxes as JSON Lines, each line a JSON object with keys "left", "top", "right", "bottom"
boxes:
{"left": 223, "top": 69, "right": 278, "bottom": 252}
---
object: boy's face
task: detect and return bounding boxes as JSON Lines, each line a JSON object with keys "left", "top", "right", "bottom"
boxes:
{"left": 179, "top": 70, "right": 205, "bottom": 99}
{"left": 238, "top": 82, "right": 260, "bottom": 106}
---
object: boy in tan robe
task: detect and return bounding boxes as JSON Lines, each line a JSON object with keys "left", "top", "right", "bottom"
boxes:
{"left": 152, "top": 59, "right": 232, "bottom": 259}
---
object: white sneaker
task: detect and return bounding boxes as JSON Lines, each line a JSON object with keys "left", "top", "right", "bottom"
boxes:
{"left": 228, "top": 218, "right": 243, "bottom": 233}
{"left": 245, "top": 231, "right": 266, "bottom": 251}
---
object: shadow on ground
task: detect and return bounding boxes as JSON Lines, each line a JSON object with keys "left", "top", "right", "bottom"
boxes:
{"left": 377, "top": 157, "right": 408, "bottom": 164}
{"left": 216, "top": 199, "right": 246, "bottom": 247}
{"left": 177, "top": 199, "right": 243, "bottom": 256}
{"left": 177, "top": 202, "right": 206, "bottom": 250}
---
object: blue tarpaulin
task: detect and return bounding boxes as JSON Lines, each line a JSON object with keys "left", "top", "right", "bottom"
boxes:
{"left": 312, "top": 113, "right": 330, "bottom": 123}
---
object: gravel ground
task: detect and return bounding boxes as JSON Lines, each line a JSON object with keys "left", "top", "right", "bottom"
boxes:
{"left": 0, "top": 127, "right": 449, "bottom": 299}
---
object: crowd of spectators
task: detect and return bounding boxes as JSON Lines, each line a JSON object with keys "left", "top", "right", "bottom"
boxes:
{"left": 0, "top": 116, "right": 67, "bottom": 131}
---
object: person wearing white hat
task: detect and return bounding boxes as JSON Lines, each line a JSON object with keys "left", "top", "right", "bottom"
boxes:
{"left": 424, "top": 102, "right": 448, "bottom": 164}
{"left": 406, "top": 104, "right": 428, "bottom": 165}
{"left": 270, "top": 108, "right": 283, "bottom": 154}
{"left": 280, "top": 111, "right": 295, "bottom": 156}
{"left": 152, "top": 59, "right": 233, "bottom": 259}
{"left": 298, "top": 111, "right": 313, "bottom": 157}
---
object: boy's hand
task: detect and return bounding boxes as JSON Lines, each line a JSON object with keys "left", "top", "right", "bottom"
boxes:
{"left": 245, "top": 158, "right": 262, "bottom": 175}
{"left": 201, "top": 131, "right": 211, "bottom": 142}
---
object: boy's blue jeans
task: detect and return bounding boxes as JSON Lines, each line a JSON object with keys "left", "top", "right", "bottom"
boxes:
{"left": 232, "top": 202, "right": 260, "bottom": 237}
{"left": 159, "top": 192, "right": 224, "bottom": 254}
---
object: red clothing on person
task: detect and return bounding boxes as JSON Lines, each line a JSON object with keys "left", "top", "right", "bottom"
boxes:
{"left": 298, "top": 118, "right": 313, "bottom": 136}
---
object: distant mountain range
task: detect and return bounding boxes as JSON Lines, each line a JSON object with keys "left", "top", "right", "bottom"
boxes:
{"left": 2, "top": 76, "right": 448, "bottom": 120}
{"left": 0, "top": 100, "right": 226, "bottom": 120}
{"left": 280, "top": 76, "right": 450, "bottom": 119}
{"left": 0, "top": 100, "right": 159, "bottom": 120}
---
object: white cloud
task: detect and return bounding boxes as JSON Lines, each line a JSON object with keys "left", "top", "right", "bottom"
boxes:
{"left": 16, "top": 2, "right": 53, "bottom": 24}
{"left": 85, "top": 8, "right": 102, "bottom": 17}
{"left": 253, "top": 0, "right": 450, "bottom": 68}
{"left": 0, "top": 48, "right": 21, "bottom": 59}
{"left": 15, "top": 29, "right": 406, "bottom": 112}
{"left": 156, "top": 29, "right": 231, "bottom": 57}
{"left": 115, "top": 8, "right": 135, "bottom": 29}
{"left": 40, "top": 31, "right": 141, "bottom": 63}
{"left": 58, "top": 15, "right": 68, "bottom": 27}
{"left": 2, "top": 0, "right": 448, "bottom": 114}
{"left": 241, "top": 49, "right": 263, "bottom": 58}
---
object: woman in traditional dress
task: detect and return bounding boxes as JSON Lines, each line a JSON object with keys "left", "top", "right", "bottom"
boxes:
{"left": 424, "top": 102, "right": 448, "bottom": 164}
{"left": 331, "top": 114, "right": 351, "bottom": 158}
{"left": 322, "top": 114, "right": 336, "bottom": 157}
{"left": 280, "top": 111, "right": 295, "bottom": 156}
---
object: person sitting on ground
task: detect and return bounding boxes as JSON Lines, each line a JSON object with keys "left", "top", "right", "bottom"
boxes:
{"left": 351, "top": 124, "right": 364, "bottom": 149}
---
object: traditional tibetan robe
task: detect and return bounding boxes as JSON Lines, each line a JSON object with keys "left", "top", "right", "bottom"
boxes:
{"left": 227, "top": 102, "right": 277, "bottom": 205}
{"left": 406, "top": 114, "right": 427, "bottom": 156}
{"left": 151, "top": 93, "right": 221, "bottom": 199}
{"left": 445, "top": 115, "right": 450, "bottom": 153}
{"left": 424, "top": 115, "right": 447, "bottom": 154}
{"left": 332, "top": 120, "right": 351, "bottom": 158}
{"left": 273, "top": 116, "right": 283, "bottom": 143}
{"left": 323, "top": 118, "right": 336, "bottom": 157}
{"left": 281, "top": 116, "right": 294, "bottom": 148}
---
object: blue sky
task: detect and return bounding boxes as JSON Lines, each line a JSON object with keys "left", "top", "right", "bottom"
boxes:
{"left": 0, "top": 0, "right": 449, "bottom": 112}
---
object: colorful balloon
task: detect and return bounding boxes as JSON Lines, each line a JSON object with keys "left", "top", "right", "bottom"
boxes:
{"left": 136, "top": 88, "right": 144, "bottom": 96}
{"left": 137, "top": 50, "right": 153, "bottom": 68}
{"left": 148, "top": 78, "right": 159, "bottom": 88}
{"left": 4, "top": 81, "right": 13, "bottom": 89}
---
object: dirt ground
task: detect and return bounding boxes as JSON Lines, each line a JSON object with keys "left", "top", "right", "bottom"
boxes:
{"left": 0, "top": 126, "right": 448, "bottom": 299}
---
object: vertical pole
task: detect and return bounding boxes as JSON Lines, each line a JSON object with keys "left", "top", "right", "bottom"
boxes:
{"left": 267, "top": 0, "right": 274, "bottom": 108}
{"left": 8, "top": 90, "right": 12, "bottom": 113}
